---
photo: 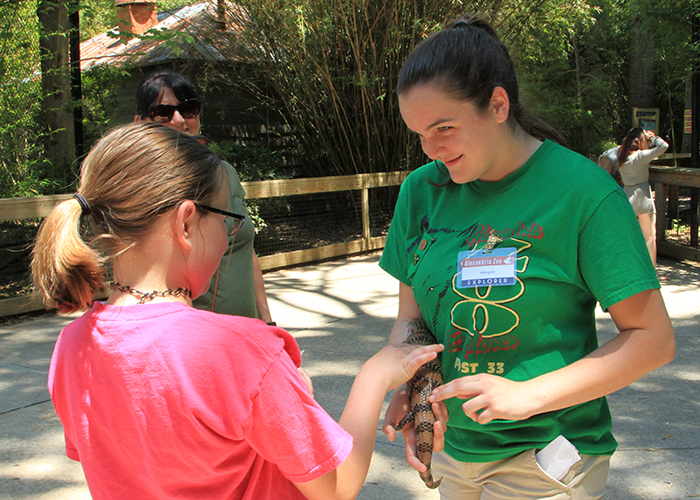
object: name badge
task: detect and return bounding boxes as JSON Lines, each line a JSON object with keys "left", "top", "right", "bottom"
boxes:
{"left": 457, "top": 248, "right": 517, "bottom": 288}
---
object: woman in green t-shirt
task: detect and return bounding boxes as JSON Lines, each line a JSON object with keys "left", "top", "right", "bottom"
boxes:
{"left": 380, "top": 14, "right": 675, "bottom": 499}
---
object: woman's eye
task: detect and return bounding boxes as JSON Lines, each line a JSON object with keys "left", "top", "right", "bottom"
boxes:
{"left": 437, "top": 126, "right": 452, "bottom": 132}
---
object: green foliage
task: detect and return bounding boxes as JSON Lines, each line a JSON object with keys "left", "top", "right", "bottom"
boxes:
{"left": 0, "top": 0, "right": 695, "bottom": 199}
{"left": 642, "top": 0, "right": 695, "bottom": 152}
{"left": 79, "top": 0, "right": 116, "bottom": 40}
{"left": 215, "top": 0, "right": 693, "bottom": 172}
{"left": 81, "top": 65, "right": 130, "bottom": 149}
{"left": 209, "top": 140, "right": 288, "bottom": 182}
{"left": 216, "top": 0, "right": 475, "bottom": 176}
{"left": 79, "top": 0, "right": 201, "bottom": 40}
{"left": 511, "top": 0, "right": 627, "bottom": 155}
{"left": 513, "top": 0, "right": 693, "bottom": 157}
{"left": 0, "top": 0, "right": 75, "bottom": 196}
{"left": 0, "top": 0, "right": 201, "bottom": 198}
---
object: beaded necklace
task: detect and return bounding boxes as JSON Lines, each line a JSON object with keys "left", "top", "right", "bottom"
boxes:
{"left": 110, "top": 282, "right": 191, "bottom": 304}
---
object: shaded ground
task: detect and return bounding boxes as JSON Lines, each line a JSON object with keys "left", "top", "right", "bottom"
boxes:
{"left": 1, "top": 254, "right": 699, "bottom": 499}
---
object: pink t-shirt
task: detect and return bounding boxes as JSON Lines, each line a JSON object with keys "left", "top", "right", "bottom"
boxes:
{"left": 48, "top": 301, "right": 352, "bottom": 499}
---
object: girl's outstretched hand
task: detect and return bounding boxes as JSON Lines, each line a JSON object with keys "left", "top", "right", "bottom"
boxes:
{"left": 429, "top": 373, "right": 536, "bottom": 424}
{"left": 366, "top": 343, "right": 444, "bottom": 393}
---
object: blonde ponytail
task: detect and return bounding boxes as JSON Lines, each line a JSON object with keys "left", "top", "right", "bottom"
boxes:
{"left": 30, "top": 121, "right": 225, "bottom": 313}
{"left": 31, "top": 197, "right": 105, "bottom": 313}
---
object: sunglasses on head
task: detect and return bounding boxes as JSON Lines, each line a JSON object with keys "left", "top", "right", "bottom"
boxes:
{"left": 148, "top": 98, "right": 202, "bottom": 123}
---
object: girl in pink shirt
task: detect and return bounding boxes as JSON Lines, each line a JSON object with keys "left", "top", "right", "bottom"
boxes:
{"left": 32, "top": 122, "right": 442, "bottom": 500}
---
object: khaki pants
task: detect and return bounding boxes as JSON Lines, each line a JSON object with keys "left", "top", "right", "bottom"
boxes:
{"left": 432, "top": 449, "right": 610, "bottom": 500}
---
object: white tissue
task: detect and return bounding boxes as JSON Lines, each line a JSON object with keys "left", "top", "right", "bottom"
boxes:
{"left": 535, "top": 435, "right": 581, "bottom": 481}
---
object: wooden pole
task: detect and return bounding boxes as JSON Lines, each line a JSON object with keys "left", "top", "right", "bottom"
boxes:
{"left": 692, "top": 10, "right": 699, "bottom": 246}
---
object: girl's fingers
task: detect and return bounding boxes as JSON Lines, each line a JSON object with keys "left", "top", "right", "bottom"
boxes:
{"left": 382, "top": 386, "right": 409, "bottom": 440}
{"left": 404, "top": 344, "right": 443, "bottom": 375}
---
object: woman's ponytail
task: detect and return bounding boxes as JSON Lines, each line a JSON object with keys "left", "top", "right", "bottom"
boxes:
{"left": 31, "top": 196, "right": 105, "bottom": 313}
{"left": 618, "top": 127, "right": 644, "bottom": 166}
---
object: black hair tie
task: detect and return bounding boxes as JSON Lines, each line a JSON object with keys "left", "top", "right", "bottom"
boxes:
{"left": 73, "top": 193, "right": 91, "bottom": 216}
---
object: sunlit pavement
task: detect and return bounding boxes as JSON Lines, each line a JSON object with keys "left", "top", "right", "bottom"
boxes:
{"left": 1, "top": 253, "right": 698, "bottom": 499}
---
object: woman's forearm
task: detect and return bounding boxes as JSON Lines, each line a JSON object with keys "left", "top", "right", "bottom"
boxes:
{"left": 252, "top": 250, "right": 273, "bottom": 323}
{"left": 431, "top": 289, "right": 674, "bottom": 424}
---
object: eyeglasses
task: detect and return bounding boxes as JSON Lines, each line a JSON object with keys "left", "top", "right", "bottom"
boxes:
{"left": 196, "top": 204, "right": 245, "bottom": 237}
{"left": 148, "top": 99, "right": 202, "bottom": 123}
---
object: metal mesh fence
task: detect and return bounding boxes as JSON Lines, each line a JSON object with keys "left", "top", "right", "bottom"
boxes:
{"left": 0, "top": 0, "right": 43, "bottom": 195}
{"left": 0, "top": 220, "right": 39, "bottom": 300}
{"left": 251, "top": 185, "right": 400, "bottom": 257}
{"left": 0, "top": 0, "right": 42, "bottom": 302}
{"left": 5, "top": 180, "right": 700, "bottom": 309}
{"left": 0, "top": 184, "right": 402, "bottom": 303}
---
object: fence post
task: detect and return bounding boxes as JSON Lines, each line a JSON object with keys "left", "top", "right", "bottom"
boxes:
{"left": 362, "top": 186, "right": 370, "bottom": 248}
{"left": 655, "top": 182, "right": 666, "bottom": 244}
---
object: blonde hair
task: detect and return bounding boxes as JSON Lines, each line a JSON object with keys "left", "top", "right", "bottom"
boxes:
{"left": 31, "top": 122, "right": 226, "bottom": 313}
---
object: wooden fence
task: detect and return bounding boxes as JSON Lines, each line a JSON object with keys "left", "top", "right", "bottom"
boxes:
{"left": 650, "top": 165, "right": 700, "bottom": 262}
{"left": 0, "top": 171, "right": 409, "bottom": 317}
{"left": 2, "top": 166, "right": 699, "bottom": 317}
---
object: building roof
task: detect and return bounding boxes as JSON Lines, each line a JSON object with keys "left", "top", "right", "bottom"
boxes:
{"left": 80, "top": 1, "right": 247, "bottom": 71}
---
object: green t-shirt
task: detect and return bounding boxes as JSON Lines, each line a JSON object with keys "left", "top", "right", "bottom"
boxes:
{"left": 193, "top": 162, "right": 258, "bottom": 319}
{"left": 380, "top": 140, "right": 659, "bottom": 462}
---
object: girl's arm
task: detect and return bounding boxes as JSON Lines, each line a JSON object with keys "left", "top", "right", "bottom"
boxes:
{"left": 294, "top": 340, "right": 443, "bottom": 500}
{"left": 626, "top": 136, "right": 669, "bottom": 168}
{"left": 430, "top": 288, "right": 674, "bottom": 423}
{"left": 381, "top": 283, "right": 448, "bottom": 472}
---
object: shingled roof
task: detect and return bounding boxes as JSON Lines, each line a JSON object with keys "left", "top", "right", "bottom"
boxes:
{"left": 80, "top": 1, "right": 248, "bottom": 71}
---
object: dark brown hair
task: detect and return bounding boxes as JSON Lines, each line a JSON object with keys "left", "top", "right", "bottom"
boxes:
{"left": 136, "top": 72, "right": 199, "bottom": 118}
{"left": 397, "top": 14, "right": 564, "bottom": 145}
{"left": 618, "top": 127, "right": 644, "bottom": 166}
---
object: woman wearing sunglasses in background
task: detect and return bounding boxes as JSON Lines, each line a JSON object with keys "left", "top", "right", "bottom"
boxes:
{"left": 135, "top": 72, "right": 274, "bottom": 324}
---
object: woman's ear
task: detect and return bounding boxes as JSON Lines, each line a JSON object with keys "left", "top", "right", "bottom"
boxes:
{"left": 174, "top": 201, "right": 198, "bottom": 251}
{"left": 490, "top": 86, "right": 510, "bottom": 124}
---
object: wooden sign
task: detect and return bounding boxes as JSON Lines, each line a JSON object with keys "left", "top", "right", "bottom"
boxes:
{"left": 633, "top": 107, "right": 660, "bottom": 134}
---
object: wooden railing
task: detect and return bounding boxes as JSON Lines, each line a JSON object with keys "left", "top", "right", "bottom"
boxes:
{"left": 650, "top": 165, "right": 700, "bottom": 262}
{"left": 0, "top": 171, "right": 409, "bottom": 317}
{"left": 4, "top": 166, "right": 698, "bottom": 316}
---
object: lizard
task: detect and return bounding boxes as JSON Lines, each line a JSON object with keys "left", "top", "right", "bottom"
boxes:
{"left": 392, "top": 317, "right": 443, "bottom": 489}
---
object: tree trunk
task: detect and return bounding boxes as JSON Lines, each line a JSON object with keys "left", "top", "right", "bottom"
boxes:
{"left": 37, "top": 0, "right": 75, "bottom": 170}
{"left": 627, "top": 13, "right": 656, "bottom": 127}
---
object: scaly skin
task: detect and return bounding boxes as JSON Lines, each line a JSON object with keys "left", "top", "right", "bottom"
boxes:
{"left": 392, "top": 318, "right": 443, "bottom": 489}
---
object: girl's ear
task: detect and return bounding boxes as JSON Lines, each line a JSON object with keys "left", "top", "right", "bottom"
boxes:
{"left": 174, "top": 201, "right": 198, "bottom": 251}
{"left": 490, "top": 86, "right": 510, "bottom": 124}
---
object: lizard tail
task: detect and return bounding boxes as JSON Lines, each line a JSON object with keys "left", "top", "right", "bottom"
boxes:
{"left": 419, "top": 470, "right": 442, "bottom": 489}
